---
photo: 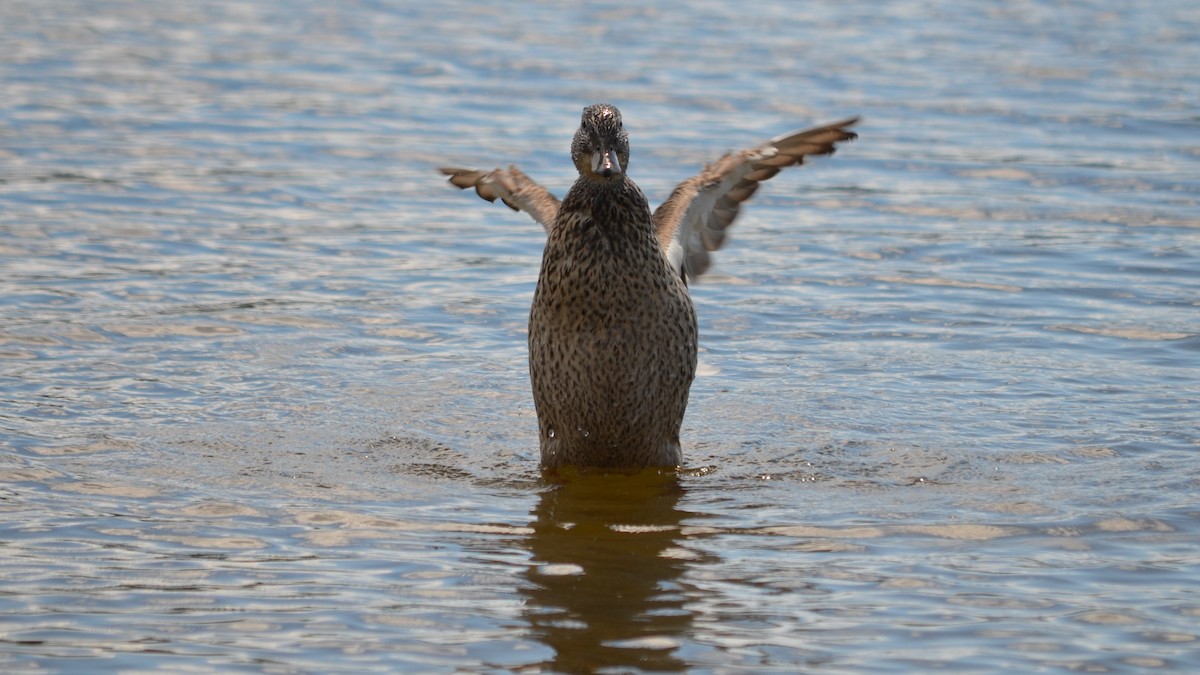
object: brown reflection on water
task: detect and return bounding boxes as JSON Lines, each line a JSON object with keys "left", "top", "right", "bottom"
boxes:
{"left": 521, "top": 470, "right": 709, "bottom": 673}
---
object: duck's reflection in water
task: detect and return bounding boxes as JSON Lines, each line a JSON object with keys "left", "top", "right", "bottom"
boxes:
{"left": 520, "top": 470, "right": 711, "bottom": 673}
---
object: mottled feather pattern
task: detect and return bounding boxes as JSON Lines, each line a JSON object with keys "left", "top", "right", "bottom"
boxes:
{"left": 530, "top": 171, "right": 696, "bottom": 468}
{"left": 440, "top": 105, "right": 856, "bottom": 469}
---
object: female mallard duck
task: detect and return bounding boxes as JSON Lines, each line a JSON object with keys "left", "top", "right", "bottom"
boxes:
{"left": 441, "top": 104, "right": 857, "bottom": 470}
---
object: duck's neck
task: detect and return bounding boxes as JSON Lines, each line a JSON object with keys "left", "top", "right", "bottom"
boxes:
{"left": 559, "top": 175, "right": 655, "bottom": 243}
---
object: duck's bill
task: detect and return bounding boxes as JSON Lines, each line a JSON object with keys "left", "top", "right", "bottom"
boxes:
{"left": 592, "top": 148, "right": 623, "bottom": 178}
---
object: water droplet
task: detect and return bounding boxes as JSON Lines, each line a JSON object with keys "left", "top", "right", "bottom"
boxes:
{"left": 577, "top": 427, "right": 589, "bottom": 438}
{"left": 547, "top": 427, "right": 555, "bottom": 438}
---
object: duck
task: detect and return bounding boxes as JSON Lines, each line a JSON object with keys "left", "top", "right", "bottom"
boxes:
{"left": 440, "top": 104, "right": 857, "bottom": 470}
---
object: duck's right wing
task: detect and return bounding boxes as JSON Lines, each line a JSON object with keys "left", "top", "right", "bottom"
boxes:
{"left": 438, "top": 166, "right": 561, "bottom": 232}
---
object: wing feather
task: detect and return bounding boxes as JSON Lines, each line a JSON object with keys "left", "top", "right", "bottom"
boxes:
{"left": 438, "top": 165, "right": 561, "bottom": 232}
{"left": 653, "top": 117, "right": 859, "bottom": 281}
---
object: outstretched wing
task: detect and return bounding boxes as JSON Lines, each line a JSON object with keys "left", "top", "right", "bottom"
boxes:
{"left": 654, "top": 118, "right": 859, "bottom": 281}
{"left": 438, "top": 166, "right": 561, "bottom": 232}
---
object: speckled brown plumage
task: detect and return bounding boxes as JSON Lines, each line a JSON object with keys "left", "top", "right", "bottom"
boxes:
{"left": 530, "top": 105, "right": 696, "bottom": 468}
{"left": 440, "top": 104, "right": 858, "bottom": 470}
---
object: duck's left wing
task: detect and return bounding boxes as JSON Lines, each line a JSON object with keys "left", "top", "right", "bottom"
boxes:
{"left": 654, "top": 118, "right": 859, "bottom": 281}
{"left": 438, "top": 165, "right": 561, "bottom": 232}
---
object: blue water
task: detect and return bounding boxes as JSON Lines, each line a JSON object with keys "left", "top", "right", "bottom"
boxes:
{"left": 2, "top": 1, "right": 1198, "bottom": 672}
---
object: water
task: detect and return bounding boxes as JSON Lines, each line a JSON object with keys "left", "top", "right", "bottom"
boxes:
{"left": 2, "top": 0, "right": 1198, "bottom": 672}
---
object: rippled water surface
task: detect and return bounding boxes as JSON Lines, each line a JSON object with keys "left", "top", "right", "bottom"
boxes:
{"left": 3, "top": 1, "right": 1198, "bottom": 672}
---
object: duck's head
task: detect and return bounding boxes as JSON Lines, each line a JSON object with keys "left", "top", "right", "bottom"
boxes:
{"left": 571, "top": 103, "right": 630, "bottom": 181}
